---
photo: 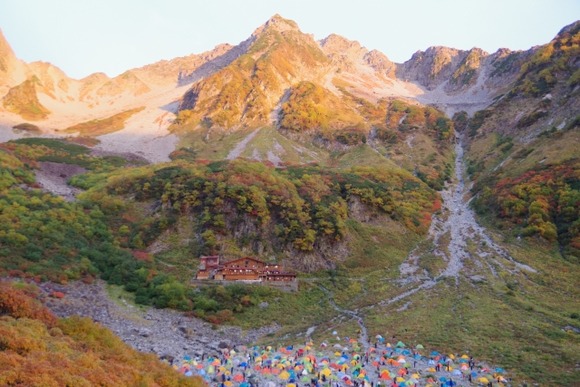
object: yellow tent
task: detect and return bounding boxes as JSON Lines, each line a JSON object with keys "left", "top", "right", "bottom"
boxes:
{"left": 321, "top": 368, "right": 332, "bottom": 377}
{"left": 279, "top": 370, "right": 291, "bottom": 380}
{"left": 478, "top": 377, "right": 490, "bottom": 384}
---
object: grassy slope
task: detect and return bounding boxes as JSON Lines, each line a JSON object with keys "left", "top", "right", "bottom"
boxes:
{"left": 62, "top": 106, "right": 145, "bottom": 137}
{"left": 2, "top": 138, "right": 577, "bottom": 385}
{"left": 174, "top": 126, "right": 329, "bottom": 165}
{"left": 332, "top": 144, "right": 402, "bottom": 170}
{"left": 2, "top": 78, "right": 50, "bottom": 120}
{"left": 467, "top": 121, "right": 579, "bottom": 183}
{"left": 265, "top": 231, "right": 579, "bottom": 385}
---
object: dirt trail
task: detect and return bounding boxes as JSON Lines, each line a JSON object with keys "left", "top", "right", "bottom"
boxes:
{"left": 319, "top": 285, "right": 370, "bottom": 350}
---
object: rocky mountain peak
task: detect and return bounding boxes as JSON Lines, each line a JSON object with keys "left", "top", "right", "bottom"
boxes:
{"left": 422, "top": 46, "right": 463, "bottom": 63}
{"left": 0, "top": 28, "right": 27, "bottom": 89}
{"left": 493, "top": 47, "right": 515, "bottom": 58}
{"left": 363, "top": 50, "right": 396, "bottom": 77}
{"left": 556, "top": 19, "right": 580, "bottom": 38}
{"left": 320, "top": 34, "right": 395, "bottom": 78}
{"left": 398, "top": 46, "right": 472, "bottom": 90}
{"left": 252, "top": 14, "right": 301, "bottom": 38}
{"left": 320, "top": 34, "right": 364, "bottom": 54}
{"left": 0, "top": 29, "right": 15, "bottom": 60}
{"left": 467, "top": 47, "right": 488, "bottom": 57}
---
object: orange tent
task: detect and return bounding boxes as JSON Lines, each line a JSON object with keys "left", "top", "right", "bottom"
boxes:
{"left": 232, "top": 373, "right": 244, "bottom": 382}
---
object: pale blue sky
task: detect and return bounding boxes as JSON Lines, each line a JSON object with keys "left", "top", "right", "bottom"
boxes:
{"left": 1, "top": 0, "right": 578, "bottom": 79}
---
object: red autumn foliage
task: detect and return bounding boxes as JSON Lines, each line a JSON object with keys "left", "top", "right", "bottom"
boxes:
{"left": 0, "top": 282, "right": 57, "bottom": 327}
{"left": 486, "top": 161, "right": 580, "bottom": 253}
{"left": 50, "top": 291, "right": 65, "bottom": 299}
{"left": 0, "top": 282, "right": 204, "bottom": 386}
{"left": 432, "top": 198, "right": 442, "bottom": 212}
{"left": 132, "top": 250, "right": 153, "bottom": 262}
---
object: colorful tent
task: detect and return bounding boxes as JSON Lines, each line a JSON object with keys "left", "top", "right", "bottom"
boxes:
{"left": 173, "top": 333, "right": 510, "bottom": 387}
